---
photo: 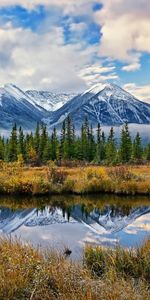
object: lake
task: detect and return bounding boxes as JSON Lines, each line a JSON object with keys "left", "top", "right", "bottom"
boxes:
{"left": 0, "top": 194, "right": 150, "bottom": 259}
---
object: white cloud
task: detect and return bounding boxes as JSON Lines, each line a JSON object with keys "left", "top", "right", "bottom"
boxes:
{"left": 122, "top": 62, "right": 141, "bottom": 72}
{"left": 124, "top": 83, "right": 150, "bottom": 103}
{"left": 0, "top": 0, "right": 96, "bottom": 15}
{"left": 95, "top": 0, "right": 150, "bottom": 64}
{"left": 79, "top": 64, "right": 118, "bottom": 87}
{"left": 0, "top": 23, "right": 90, "bottom": 91}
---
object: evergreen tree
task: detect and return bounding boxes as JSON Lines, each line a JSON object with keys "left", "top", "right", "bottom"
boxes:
{"left": 34, "top": 122, "right": 40, "bottom": 156}
{"left": 59, "top": 120, "right": 66, "bottom": 161}
{"left": 0, "top": 136, "right": 5, "bottom": 160}
{"left": 64, "top": 116, "right": 75, "bottom": 159}
{"left": 50, "top": 127, "right": 58, "bottom": 160}
{"left": 119, "top": 124, "right": 132, "bottom": 163}
{"left": 39, "top": 124, "right": 48, "bottom": 162}
{"left": 81, "top": 117, "right": 90, "bottom": 160}
{"left": 43, "top": 137, "right": 51, "bottom": 163}
{"left": 18, "top": 127, "right": 26, "bottom": 160}
{"left": 146, "top": 144, "right": 150, "bottom": 161}
{"left": 101, "top": 131, "right": 106, "bottom": 161}
{"left": 8, "top": 124, "right": 18, "bottom": 162}
{"left": 132, "top": 132, "right": 143, "bottom": 160}
{"left": 88, "top": 125, "right": 96, "bottom": 161}
{"left": 106, "top": 127, "right": 116, "bottom": 163}
{"left": 96, "top": 124, "right": 105, "bottom": 163}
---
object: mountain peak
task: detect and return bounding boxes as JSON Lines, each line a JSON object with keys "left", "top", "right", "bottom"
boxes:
{"left": 103, "top": 83, "right": 120, "bottom": 91}
{"left": 83, "top": 83, "right": 121, "bottom": 96}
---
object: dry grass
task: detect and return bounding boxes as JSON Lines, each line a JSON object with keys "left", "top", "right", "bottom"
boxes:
{"left": 0, "top": 162, "right": 150, "bottom": 195}
{"left": 0, "top": 238, "right": 150, "bottom": 300}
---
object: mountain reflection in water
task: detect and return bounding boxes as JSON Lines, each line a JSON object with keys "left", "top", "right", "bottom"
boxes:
{"left": 0, "top": 195, "right": 150, "bottom": 257}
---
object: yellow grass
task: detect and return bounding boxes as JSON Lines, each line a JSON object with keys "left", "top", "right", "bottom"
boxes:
{"left": 0, "top": 162, "right": 150, "bottom": 195}
{"left": 0, "top": 238, "right": 150, "bottom": 300}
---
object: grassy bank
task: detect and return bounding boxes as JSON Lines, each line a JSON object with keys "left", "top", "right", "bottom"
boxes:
{"left": 0, "top": 162, "right": 150, "bottom": 195}
{"left": 0, "top": 238, "right": 150, "bottom": 300}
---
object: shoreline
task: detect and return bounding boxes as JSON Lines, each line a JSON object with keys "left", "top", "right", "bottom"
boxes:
{"left": 0, "top": 164, "right": 150, "bottom": 196}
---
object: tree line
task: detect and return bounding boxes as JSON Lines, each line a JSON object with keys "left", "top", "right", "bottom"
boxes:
{"left": 0, "top": 117, "right": 150, "bottom": 165}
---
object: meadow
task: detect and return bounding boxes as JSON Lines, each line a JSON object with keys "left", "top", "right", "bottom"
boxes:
{"left": 0, "top": 238, "right": 150, "bottom": 300}
{"left": 0, "top": 161, "right": 150, "bottom": 196}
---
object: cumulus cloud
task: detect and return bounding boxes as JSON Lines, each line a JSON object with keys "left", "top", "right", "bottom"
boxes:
{"left": 95, "top": 0, "right": 150, "bottom": 65}
{"left": 122, "top": 62, "right": 141, "bottom": 72}
{"left": 0, "top": 0, "right": 96, "bottom": 15}
{"left": 0, "top": 22, "right": 110, "bottom": 92}
{"left": 0, "top": 0, "right": 149, "bottom": 91}
{"left": 78, "top": 64, "right": 118, "bottom": 86}
{"left": 124, "top": 83, "right": 150, "bottom": 103}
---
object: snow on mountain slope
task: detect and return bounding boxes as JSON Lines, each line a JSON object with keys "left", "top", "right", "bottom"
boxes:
{"left": 0, "top": 84, "right": 49, "bottom": 129}
{"left": 71, "top": 205, "right": 150, "bottom": 234}
{"left": 0, "top": 207, "right": 76, "bottom": 234}
{"left": 0, "top": 84, "right": 75, "bottom": 129}
{"left": 47, "top": 83, "right": 150, "bottom": 128}
{"left": 0, "top": 205, "right": 150, "bottom": 235}
{"left": 26, "top": 90, "right": 77, "bottom": 112}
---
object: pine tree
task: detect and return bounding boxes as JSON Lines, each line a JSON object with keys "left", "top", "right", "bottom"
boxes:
{"left": 96, "top": 127, "right": 106, "bottom": 163}
{"left": 8, "top": 124, "right": 18, "bottom": 162}
{"left": 50, "top": 127, "right": 58, "bottom": 160}
{"left": 146, "top": 144, "right": 150, "bottom": 161}
{"left": 18, "top": 126, "right": 26, "bottom": 160}
{"left": 34, "top": 122, "right": 40, "bottom": 156}
{"left": 25, "top": 132, "right": 34, "bottom": 162}
{"left": 0, "top": 136, "right": 5, "bottom": 160}
{"left": 119, "top": 123, "right": 132, "bottom": 163}
{"left": 88, "top": 125, "right": 96, "bottom": 161}
{"left": 39, "top": 124, "right": 48, "bottom": 162}
{"left": 59, "top": 120, "right": 66, "bottom": 161}
{"left": 81, "top": 117, "right": 90, "bottom": 160}
{"left": 43, "top": 137, "right": 51, "bottom": 163}
{"left": 101, "top": 131, "right": 106, "bottom": 161}
{"left": 64, "top": 116, "right": 75, "bottom": 159}
{"left": 106, "top": 127, "right": 116, "bottom": 163}
{"left": 132, "top": 132, "right": 143, "bottom": 160}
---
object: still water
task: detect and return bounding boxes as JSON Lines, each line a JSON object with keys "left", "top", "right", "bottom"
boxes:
{"left": 0, "top": 194, "right": 150, "bottom": 259}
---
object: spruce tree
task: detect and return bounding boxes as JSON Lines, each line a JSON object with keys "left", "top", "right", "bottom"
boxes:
{"left": 65, "top": 116, "right": 75, "bottom": 159}
{"left": 88, "top": 125, "right": 96, "bottom": 161}
{"left": 96, "top": 124, "right": 106, "bottom": 163}
{"left": 132, "top": 132, "right": 143, "bottom": 160}
{"left": 81, "top": 117, "right": 90, "bottom": 160}
{"left": 120, "top": 123, "right": 132, "bottom": 163}
{"left": 106, "top": 127, "right": 116, "bottom": 163}
{"left": 18, "top": 126, "right": 26, "bottom": 160}
{"left": 43, "top": 137, "right": 51, "bottom": 163}
{"left": 50, "top": 127, "right": 58, "bottom": 160}
{"left": 146, "top": 144, "right": 150, "bottom": 161}
{"left": 39, "top": 124, "right": 48, "bottom": 162}
{"left": 59, "top": 120, "right": 66, "bottom": 161}
{"left": 34, "top": 122, "right": 40, "bottom": 156}
{"left": 0, "top": 136, "right": 5, "bottom": 160}
{"left": 8, "top": 124, "right": 18, "bottom": 162}
{"left": 101, "top": 131, "right": 106, "bottom": 161}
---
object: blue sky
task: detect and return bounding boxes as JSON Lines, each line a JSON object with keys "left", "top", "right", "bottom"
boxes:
{"left": 0, "top": 0, "right": 150, "bottom": 102}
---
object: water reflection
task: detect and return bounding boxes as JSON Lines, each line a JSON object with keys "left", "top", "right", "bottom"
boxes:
{"left": 0, "top": 194, "right": 150, "bottom": 257}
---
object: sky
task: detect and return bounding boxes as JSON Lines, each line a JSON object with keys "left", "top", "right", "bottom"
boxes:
{"left": 0, "top": 0, "right": 150, "bottom": 102}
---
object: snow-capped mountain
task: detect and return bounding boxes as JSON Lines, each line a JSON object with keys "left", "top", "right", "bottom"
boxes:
{"left": 0, "top": 84, "right": 75, "bottom": 129}
{"left": 47, "top": 83, "right": 150, "bottom": 128}
{"left": 1, "top": 82, "right": 150, "bottom": 130}
{"left": 0, "top": 204, "right": 150, "bottom": 235}
{"left": 26, "top": 90, "right": 77, "bottom": 112}
{"left": 0, "top": 84, "right": 48, "bottom": 129}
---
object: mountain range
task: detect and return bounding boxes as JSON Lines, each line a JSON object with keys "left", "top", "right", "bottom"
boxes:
{"left": 0, "top": 205, "right": 149, "bottom": 234}
{"left": 0, "top": 83, "right": 150, "bottom": 130}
